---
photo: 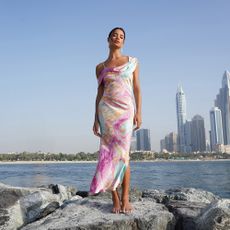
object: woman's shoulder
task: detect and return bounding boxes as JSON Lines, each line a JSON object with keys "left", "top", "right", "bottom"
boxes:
{"left": 95, "top": 62, "right": 105, "bottom": 78}
{"left": 128, "top": 56, "right": 138, "bottom": 63}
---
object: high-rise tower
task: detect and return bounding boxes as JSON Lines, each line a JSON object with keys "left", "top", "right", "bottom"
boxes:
{"left": 136, "top": 128, "right": 151, "bottom": 151}
{"left": 215, "top": 70, "right": 230, "bottom": 145}
{"left": 210, "top": 107, "right": 224, "bottom": 151}
{"left": 191, "top": 115, "right": 206, "bottom": 152}
{"left": 176, "top": 86, "right": 187, "bottom": 152}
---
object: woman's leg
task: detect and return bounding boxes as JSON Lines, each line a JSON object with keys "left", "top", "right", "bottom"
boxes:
{"left": 121, "top": 164, "right": 133, "bottom": 213}
{"left": 111, "top": 189, "right": 121, "bottom": 213}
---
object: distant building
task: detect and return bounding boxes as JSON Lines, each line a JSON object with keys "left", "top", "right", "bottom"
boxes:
{"left": 209, "top": 130, "right": 213, "bottom": 152}
{"left": 210, "top": 107, "right": 224, "bottom": 151}
{"left": 160, "top": 139, "right": 166, "bottom": 152}
{"left": 215, "top": 70, "right": 230, "bottom": 145}
{"left": 184, "top": 120, "right": 192, "bottom": 153}
{"left": 191, "top": 115, "right": 206, "bottom": 152}
{"left": 160, "top": 132, "right": 177, "bottom": 153}
{"left": 214, "top": 144, "right": 230, "bottom": 153}
{"left": 206, "top": 140, "right": 211, "bottom": 152}
{"left": 130, "top": 131, "right": 137, "bottom": 151}
{"left": 176, "top": 86, "right": 187, "bottom": 153}
{"left": 136, "top": 128, "right": 151, "bottom": 151}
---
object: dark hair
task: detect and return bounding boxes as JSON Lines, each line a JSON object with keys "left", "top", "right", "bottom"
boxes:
{"left": 108, "top": 27, "right": 126, "bottom": 40}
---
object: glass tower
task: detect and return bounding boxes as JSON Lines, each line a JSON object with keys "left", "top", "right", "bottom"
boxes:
{"left": 176, "top": 85, "right": 187, "bottom": 153}
{"left": 191, "top": 115, "right": 206, "bottom": 152}
{"left": 136, "top": 128, "right": 151, "bottom": 151}
{"left": 210, "top": 107, "right": 224, "bottom": 151}
{"left": 215, "top": 70, "right": 230, "bottom": 145}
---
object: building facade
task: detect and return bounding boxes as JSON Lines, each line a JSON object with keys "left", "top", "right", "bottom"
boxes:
{"left": 136, "top": 128, "right": 151, "bottom": 151}
{"left": 215, "top": 70, "right": 230, "bottom": 145}
{"left": 191, "top": 115, "right": 206, "bottom": 152}
{"left": 184, "top": 120, "right": 192, "bottom": 153}
{"left": 176, "top": 86, "right": 187, "bottom": 153}
{"left": 210, "top": 107, "right": 224, "bottom": 151}
{"left": 164, "top": 132, "right": 177, "bottom": 152}
{"left": 130, "top": 131, "right": 137, "bottom": 151}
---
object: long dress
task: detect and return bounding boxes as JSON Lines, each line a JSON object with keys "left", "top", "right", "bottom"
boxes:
{"left": 89, "top": 56, "right": 138, "bottom": 194}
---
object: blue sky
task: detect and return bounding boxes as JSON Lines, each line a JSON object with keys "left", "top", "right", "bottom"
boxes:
{"left": 0, "top": 1, "right": 229, "bottom": 153}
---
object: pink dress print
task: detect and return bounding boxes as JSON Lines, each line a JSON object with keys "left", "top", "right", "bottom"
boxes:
{"left": 89, "top": 56, "right": 138, "bottom": 194}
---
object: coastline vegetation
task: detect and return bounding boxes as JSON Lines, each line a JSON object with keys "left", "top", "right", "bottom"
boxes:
{"left": 0, "top": 151, "right": 229, "bottom": 162}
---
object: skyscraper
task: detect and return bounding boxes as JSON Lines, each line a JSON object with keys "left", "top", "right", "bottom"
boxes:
{"left": 130, "top": 131, "right": 137, "bottom": 151}
{"left": 136, "top": 128, "right": 151, "bottom": 151}
{"left": 176, "top": 85, "right": 187, "bottom": 152}
{"left": 215, "top": 70, "right": 230, "bottom": 145}
{"left": 210, "top": 107, "right": 224, "bottom": 151}
{"left": 163, "top": 132, "right": 177, "bottom": 152}
{"left": 184, "top": 120, "right": 192, "bottom": 153}
{"left": 191, "top": 115, "right": 206, "bottom": 152}
{"left": 160, "top": 139, "right": 166, "bottom": 152}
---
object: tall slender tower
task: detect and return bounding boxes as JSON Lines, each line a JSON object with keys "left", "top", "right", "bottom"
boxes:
{"left": 215, "top": 70, "right": 230, "bottom": 145}
{"left": 176, "top": 86, "right": 187, "bottom": 153}
{"left": 210, "top": 107, "right": 224, "bottom": 151}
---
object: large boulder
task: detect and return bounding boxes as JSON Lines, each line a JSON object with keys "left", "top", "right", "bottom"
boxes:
{"left": 0, "top": 182, "right": 77, "bottom": 230}
{"left": 21, "top": 198, "right": 176, "bottom": 230}
{"left": 196, "top": 199, "right": 230, "bottom": 230}
{"left": 142, "top": 187, "right": 219, "bottom": 204}
{"left": 142, "top": 187, "right": 227, "bottom": 230}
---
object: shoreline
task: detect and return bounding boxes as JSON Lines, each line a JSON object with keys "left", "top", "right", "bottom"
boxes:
{"left": 0, "top": 158, "right": 230, "bottom": 164}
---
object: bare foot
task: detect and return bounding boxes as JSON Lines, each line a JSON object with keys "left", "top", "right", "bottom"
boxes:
{"left": 121, "top": 198, "right": 133, "bottom": 213}
{"left": 111, "top": 190, "right": 121, "bottom": 214}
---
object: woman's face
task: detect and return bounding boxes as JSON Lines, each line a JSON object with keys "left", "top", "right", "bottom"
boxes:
{"left": 108, "top": 29, "right": 125, "bottom": 49}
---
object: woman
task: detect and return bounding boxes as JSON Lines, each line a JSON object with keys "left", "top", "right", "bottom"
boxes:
{"left": 89, "top": 27, "right": 142, "bottom": 214}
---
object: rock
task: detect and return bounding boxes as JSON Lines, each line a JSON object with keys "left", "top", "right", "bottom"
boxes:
{"left": 76, "top": 190, "right": 89, "bottom": 198}
{"left": 1, "top": 183, "right": 229, "bottom": 230}
{"left": 21, "top": 198, "right": 176, "bottom": 230}
{"left": 0, "top": 182, "right": 78, "bottom": 230}
{"left": 166, "top": 200, "right": 208, "bottom": 230}
{"left": 196, "top": 199, "right": 230, "bottom": 230}
{"left": 142, "top": 187, "right": 222, "bottom": 230}
{"left": 142, "top": 187, "right": 219, "bottom": 204}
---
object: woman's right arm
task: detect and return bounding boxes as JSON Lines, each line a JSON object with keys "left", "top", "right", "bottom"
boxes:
{"left": 93, "top": 64, "right": 104, "bottom": 137}
{"left": 94, "top": 83, "right": 104, "bottom": 123}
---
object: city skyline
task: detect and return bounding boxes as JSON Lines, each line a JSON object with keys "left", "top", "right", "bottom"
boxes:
{"left": 0, "top": 1, "right": 230, "bottom": 153}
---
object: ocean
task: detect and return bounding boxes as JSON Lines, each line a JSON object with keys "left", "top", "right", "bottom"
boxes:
{"left": 0, "top": 160, "right": 229, "bottom": 198}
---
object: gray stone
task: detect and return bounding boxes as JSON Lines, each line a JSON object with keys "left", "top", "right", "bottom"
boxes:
{"left": 166, "top": 200, "right": 208, "bottom": 230}
{"left": 196, "top": 199, "right": 230, "bottom": 230}
{"left": 21, "top": 198, "right": 175, "bottom": 230}
{"left": 1, "top": 183, "right": 229, "bottom": 230}
{"left": 142, "top": 187, "right": 222, "bottom": 230}
{"left": 142, "top": 187, "right": 219, "bottom": 204}
{"left": 0, "top": 182, "right": 77, "bottom": 230}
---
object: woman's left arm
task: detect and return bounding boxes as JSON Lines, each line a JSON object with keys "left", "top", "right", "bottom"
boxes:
{"left": 133, "top": 62, "right": 142, "bottom": 130}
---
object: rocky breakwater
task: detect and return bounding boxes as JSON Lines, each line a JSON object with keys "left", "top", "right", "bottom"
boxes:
{"left": 0, "top": 182, "right": 77, "bottom": 230}
{"left": 0, "top": 182, "right": 229, "bottom": 230}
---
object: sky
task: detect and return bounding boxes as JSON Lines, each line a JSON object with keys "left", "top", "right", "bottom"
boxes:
{"left": 0, "top": 0, "right": 230, "bottom": 153}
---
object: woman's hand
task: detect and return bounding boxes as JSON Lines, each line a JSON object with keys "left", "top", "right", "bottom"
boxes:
{"left": 93, "top": 119, "right": 102, "bottom": 137}
{"left": 133, "top": 112, "right": 142, "bottom": 131}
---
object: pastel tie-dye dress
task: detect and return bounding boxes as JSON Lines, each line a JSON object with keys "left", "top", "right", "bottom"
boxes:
{"left": 89, "top": 56, "right": 138, "bottom": 194}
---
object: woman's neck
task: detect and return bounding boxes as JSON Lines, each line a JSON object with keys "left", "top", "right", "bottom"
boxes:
{"left": 108, "top": 49, "right": 122, "bottom": 60}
